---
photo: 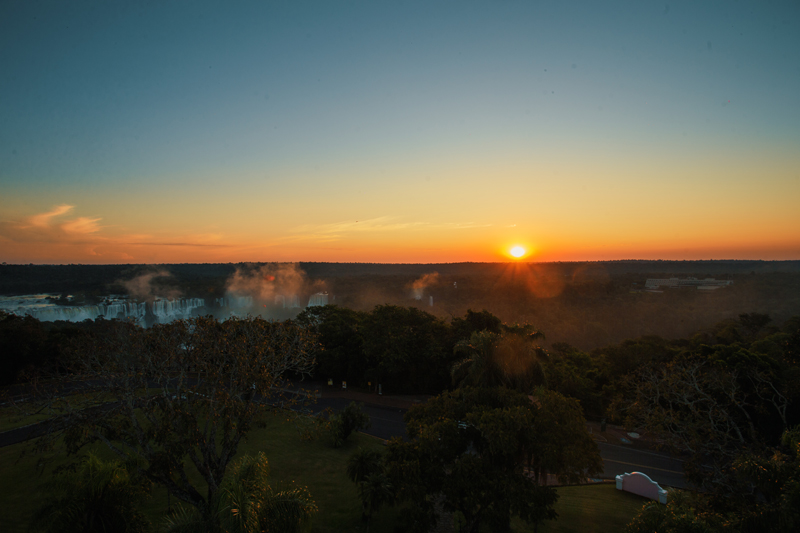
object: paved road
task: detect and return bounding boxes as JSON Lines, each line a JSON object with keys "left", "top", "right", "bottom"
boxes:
{"left": 597, "top": 442, "right": 686, "bottom": 488}
{"left": 309, "top": 396, "right": 409, "bottom": 441}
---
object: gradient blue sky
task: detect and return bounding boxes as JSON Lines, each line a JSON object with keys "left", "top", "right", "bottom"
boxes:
{"left": 1, "top": 1, "right": 798, "bottom": 263}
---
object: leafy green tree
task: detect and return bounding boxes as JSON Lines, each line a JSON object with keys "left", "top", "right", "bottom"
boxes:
{"left": 625, "top": 426, "right": 800, "bottom": 533}
{"left": 163, "top": 452, "right": 317, "bottom": 533}
{"left": 525, "top": 388, "right": 604, "bottom": 485}
{"left": 361, "top": 305, "right": 450, "bottom": 393}
{"left": 726, "top": 426, "right": 800, "bottom": 533}
{"left": 593, "top": 335, "right": 679, "bottom": 381}
{"left": 329, "top": 401, "right": 371, "bottom": 447}
{"left": 449, "top": 309, "right": 502, "bottom": 342}
{"left": 383, "top": 387, "right": 601, "bottom": 533}
{"left": 544, "top": 343, "right": 607, "bottom": 418}
{"left": 779, "top": 317, "right": 800, "bottom": 364}
{"left": 30, "top": 453, "right": 150, "bottom": 533}
{"left": 614, "top": 342, "right": 796, "bottom": 489}
{"left": 0, "top": 313, "right": 50, "bottom": 386}
{"left": 296, "top": 305, "right": 367, "bottom": 385}
{"left": 625, "top": 490, "right": 723, "bottom": 533}
{"left": 45, "top": 316, "right": 318, "bottom": 529}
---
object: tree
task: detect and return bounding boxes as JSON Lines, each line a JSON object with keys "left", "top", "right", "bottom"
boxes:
{"left": 451, "top": 328, "right": 548, "bottom": 393}
{"left": 625, "top": 490, "right": 723, "bottom": 533}
{"left": 163, "top": 452, "right": 317, "bottom": 533}
{"left": 296, "top": 305, "right": 367, "bottom": 386}
{"left": 0, "top": 313, "right": 52, "bottom": 386}
{"left": 624, "top": 426, "right": 800, "bottom": 533}
{"left": 738, "top": 312, "right": 772, "bottom": 336}
{"left": 382, "top": 387, "right": 601, "bottom": 533}
{"left": 525, "top": 388, "right": 604, "bottom": 485}
{"left": 346, "top": 448, "right": 393, "bottom": 529}
{"left": 361, "top": 305, "right": 450, "bottom": 393}
{"left": 725, "top": 426, "right": 800, "bottom": 533}
{"left": 346, "top": 448, "right": 384, "bottom": 485}
{"left": 593, "top": 335, "right": 679, "bottom": 381}
{"left": 449, "top": 309, "right": 502, "bottom": 342}
{"left": 613, "top": 344, "right": 794, "bottom": 490}
{"left": 544, "top": 343, "right": 607, "bottom": 418}
{"left": 329, "top": 401, "right": 371, "bottom": 447}
{"left": 42, "top": 316, "right": 318, "bottom": 529}
{"left": 30, "top": 453, "right": 151, "bottom": 533}
{"left": 450, "top": 330, "right": 499, "bottom": 388}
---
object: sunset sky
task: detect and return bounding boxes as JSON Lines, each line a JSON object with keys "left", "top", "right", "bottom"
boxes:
{"left": 1, "top": 1, "right": 798, "bottom": 264}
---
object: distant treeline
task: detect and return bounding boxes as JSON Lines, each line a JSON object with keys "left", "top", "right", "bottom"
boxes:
{"left": 3, "top": 260, "right": 800, "bottom": 294}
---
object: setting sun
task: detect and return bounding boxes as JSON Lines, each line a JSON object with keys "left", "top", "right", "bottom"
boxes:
{"left": 510, "top": 246, "right": 526, "bottom": 258}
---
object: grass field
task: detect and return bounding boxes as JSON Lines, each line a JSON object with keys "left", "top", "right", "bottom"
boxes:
{"left": 0, "top": 410, "right": 648, "bottom": 532}
{"left": 535, "top": 484, "right": 648, "bottom": 533}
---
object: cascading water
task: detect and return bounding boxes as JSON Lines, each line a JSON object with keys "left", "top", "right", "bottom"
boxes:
{"left": 3, "top": 293, "right": 312, "bottom": 326}
{"left": 7, "top": 297, "right": 208, "bottom": 326}
{"left": 149, "top": 298, "right": 206, "bottom": 323}
{"left": 215, "top": 296, "right": 253, "bottom": 308}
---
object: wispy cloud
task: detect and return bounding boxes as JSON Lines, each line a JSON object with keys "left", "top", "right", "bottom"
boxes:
{"left": 121, "top": 242, "right": 233, "bottom": 247}
{"left": 443, "top": 222, "right": 493, "bottom": 229}
{"left": 62, "top": 217, "right": 102, "bottom": 234}
{"left": 286, "top": 217, "right": 429, "bottom": 242}
{"left": 28, "top": 204, "right": 74, "bottom": 228}
{"left": 120, "top": 232, "right": 230, "bottom": 247}
{"left": 294, "top": 217, "right": 429, "bottom": 235}
{"left": 0, "top": 206, "right": 232, "bottom": 261}
{"left": 285, "top": 216, "right": 495, "bottom": 243}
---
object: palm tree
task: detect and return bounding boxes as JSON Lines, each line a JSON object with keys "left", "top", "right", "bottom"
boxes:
{"left": 451, "top": 328, "right": 548, "bottom": 393}
{"left": 357, "top": 472, "right": 393, "bottom": 530}
{"left": 346, "top": 448, "right": 393, "bottom": 530}
{"left": 163, "top": 452, "right": 317, "bottom": 533}
{"left": 346, "top": 448, "right": 383, "bottom": 485}
{"left": 30, "top": 453, "right": 150, "bottom": 533}
{"left": 451, "top": 330, "right": 500, "bottom": 388}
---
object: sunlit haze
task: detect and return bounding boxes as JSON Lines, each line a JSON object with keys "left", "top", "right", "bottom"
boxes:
{"left": 1, "top": 1, "right": 798, "bottom": 264}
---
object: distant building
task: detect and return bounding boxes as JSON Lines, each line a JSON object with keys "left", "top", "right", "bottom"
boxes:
{"left": 644, "top": 277, "right": 732, "bottom": 290}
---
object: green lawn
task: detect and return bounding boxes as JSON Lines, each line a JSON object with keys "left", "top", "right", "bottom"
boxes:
{"left": 534, "top": 484, "right": 649, "bottom": 533}
{"left": 0, "top": 411, "right": 648, "bottom": 532}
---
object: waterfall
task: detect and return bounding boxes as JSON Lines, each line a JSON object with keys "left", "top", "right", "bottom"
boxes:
{"left": 15, "top": 297, "right": 206, "bottom": 326}
{"left": 307, "top": 293, "right": 329, "bottom": 307}
{"left": 149, "top": 298, "right": 206, "bottom": 323}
